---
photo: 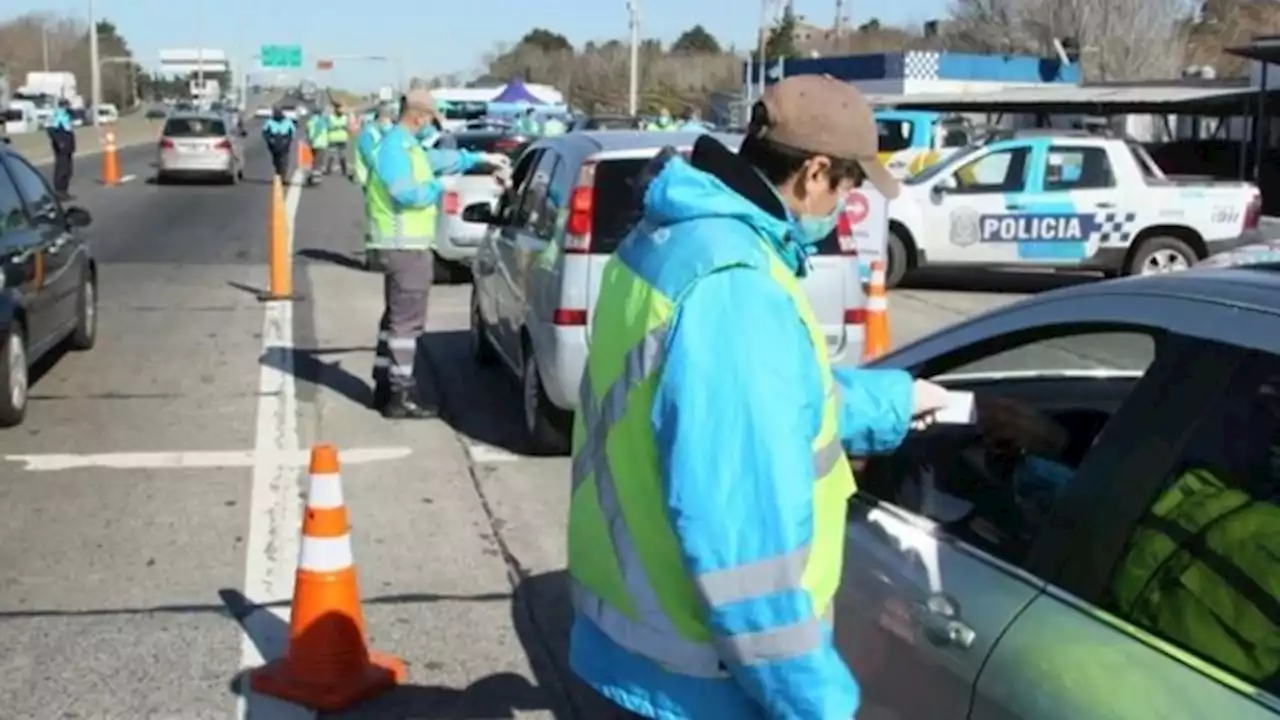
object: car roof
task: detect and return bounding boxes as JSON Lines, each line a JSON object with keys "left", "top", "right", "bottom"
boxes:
{"left": 1031, "top": 266, "right": 1280, "bottom": 316}
{"left": 535, "top": 130, "right": 744, "bottom": 159}
{"left": 164, "top": 111, "right": 226, "bottom": 122}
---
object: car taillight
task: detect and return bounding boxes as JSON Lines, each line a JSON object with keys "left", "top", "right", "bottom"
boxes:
{"left": 493, "top": 138, "right": 520, "bottom": 153}
{"left": 444, "top": 191, "right": 459, "bottom": 215}
{"left": 553, "top": 308, "right": 588, "bottom": 326}
{"left": 844, "top": 308, "right": 867, "bottom": 325}
{"left": 1246, "top": 191, "right": 1262, "bottom": 230}
{"left": 214, "top": 139, "right": 231, "bottom": 150}
{"left": 565, "top": 162, "right": 598, "bottom": 253}
{"left": 159, "top": 137, "right": 174, "bottom": 149}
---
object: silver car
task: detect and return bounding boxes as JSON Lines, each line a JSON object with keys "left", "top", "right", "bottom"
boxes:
{"left": 841, "top": 267, "right": 1280, "bottom": 719}
{"left": 467, "top": 131, "right": 865, "bottom": 454}
{"left": 156, "top": 112, "right": 244, "bottom": 184}
{"left": 433, "top": 129, "right": 532, "bottom": 283}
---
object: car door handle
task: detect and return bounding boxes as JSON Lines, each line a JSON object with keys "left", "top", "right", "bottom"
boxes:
{"left": 48, "top": 235, "right": 70, "bottom": 254}
{"left": 1095, "top": 202, "right": 1115, "bottom": 209}
{"left": 918, "top": 593, "right": 976, "bottom": 650}
{"left": 1006, "top": 204, "right": 1025, "bottom": 210}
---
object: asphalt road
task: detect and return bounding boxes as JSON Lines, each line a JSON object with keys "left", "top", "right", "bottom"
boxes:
{"left": 0, "top": 132, "right": 1153, "bottom": 719}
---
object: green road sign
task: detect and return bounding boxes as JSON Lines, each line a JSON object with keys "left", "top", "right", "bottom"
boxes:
{"left": 260, "top": 45, "right": 303, "bottom": 69}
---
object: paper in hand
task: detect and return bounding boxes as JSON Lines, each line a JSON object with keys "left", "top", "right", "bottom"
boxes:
{"left": 934, "top": 390, "right": 977, "bottom": 425}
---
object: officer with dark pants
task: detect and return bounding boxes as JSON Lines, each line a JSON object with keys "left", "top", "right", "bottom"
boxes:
{"left": 364, "top": 89, "right": 509, "bottom": 418}
{"left": 47, "top": 101, "right": 76, "bottom": 201}
{"left": 262, "top": 108, "right": 296, "bottom": 179}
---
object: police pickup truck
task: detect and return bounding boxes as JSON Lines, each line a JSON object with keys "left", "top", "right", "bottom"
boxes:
{"left": 881, "top": 129, "right": 1261, "bottom": 287}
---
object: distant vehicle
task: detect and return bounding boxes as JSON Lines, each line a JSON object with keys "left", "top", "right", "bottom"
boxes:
{"left": 884, "top": 130, "right": 1262, "bottom": 287}
{"left": 875, "top": 109, "right": 974, "bottom": 179}
{"left": 144, "top": 105, "right": 168, "bottom": 120}
{"left": 155, "top": 112, "right": 245, "bottom": 184}
{"left": 93, "top": 104, "right": 118, "bottom": 124}
{"left": 844, "top": 266, "right": 1280, "bottom": 720}
{"left": 570, "top": 115, "right": 642, "bottom": 131}
{"left": 0, "top": 141, "right": 99, "bottom": 426}
{"left": 432, "top": 129, "right": 533, "bottom": 282}
{"left": 468, "top": 131, "right": 865, "bottom": 453}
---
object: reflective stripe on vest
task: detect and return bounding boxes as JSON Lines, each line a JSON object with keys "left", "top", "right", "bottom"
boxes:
{"left": 569, "top": 238, "right": 854, "bottom": 678}
{"left": 327, "top": 115, "right": 349, "bottom": 143}
{"left": 365, "top": 135, "right": 436, "bottom": 250}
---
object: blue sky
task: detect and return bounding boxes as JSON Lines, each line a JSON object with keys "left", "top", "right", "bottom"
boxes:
{"left": 14, "top": 0, "right": 948, "bottom": 90}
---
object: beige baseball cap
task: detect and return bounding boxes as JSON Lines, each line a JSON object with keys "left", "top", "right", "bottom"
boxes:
{"left": 757, "top": 75, "right": 899, "bottom": 199}
{"left": 402, "top": 89, "right": 440, "bottom": 120}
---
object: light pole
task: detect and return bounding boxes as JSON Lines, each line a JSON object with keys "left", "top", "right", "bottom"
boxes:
{"left": 88, "top": 0, "right": 102, "bottom": 124}
{"left": 42, "top": 26, "right": 50, "bottom": 71}
{"left": 626, "top": 0, "right": 639, "bottom": 116}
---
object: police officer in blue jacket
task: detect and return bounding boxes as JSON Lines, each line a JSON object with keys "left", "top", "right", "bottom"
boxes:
{"left": 47, "top": 100, "right": 76, "bottom": 201}
{"left": 262, "top": 107, "right": 296, "bottom": 179}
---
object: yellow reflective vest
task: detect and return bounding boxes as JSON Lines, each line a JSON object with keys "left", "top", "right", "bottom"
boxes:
{"left": 567, "top": 237, "right": 854, "bottom": 678}
{"left": 364, "top": 132, "right": 436, "bottom": 251}
{"left": 1112, "top": 468, "right": 1280, "bottom": 684}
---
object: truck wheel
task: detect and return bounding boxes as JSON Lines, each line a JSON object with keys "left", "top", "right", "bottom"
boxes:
{"left": 1126, "top": 236, "right": 1197, "bottom": 276}
{"left": 885, "top": 229, "right": 910, "bottom": 288}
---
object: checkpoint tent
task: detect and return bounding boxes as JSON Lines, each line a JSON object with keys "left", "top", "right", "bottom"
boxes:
{"left": 490, "top": 79, "right": 546, "bottom": 106}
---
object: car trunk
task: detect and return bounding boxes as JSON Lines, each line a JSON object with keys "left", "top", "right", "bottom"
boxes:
{"left": 582, "top": 155, "right": 850, "bottom": 356}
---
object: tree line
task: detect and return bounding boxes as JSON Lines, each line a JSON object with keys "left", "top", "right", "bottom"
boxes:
{"left": 0, "top": 12, "right": 233, "bottom": 109}
{"left": 414, "top": 0, "right": 1280, "bottom": 115}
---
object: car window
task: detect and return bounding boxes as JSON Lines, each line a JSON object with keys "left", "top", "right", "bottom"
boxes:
{"left": 1096, "top": 348, "right": 1280, "bottom": 692}
{"left": 521, "top": 150, "right": 561, "bottom": 239}
{"left": 4, "top": 154, "right": 59, "bottom": 222}
{"left": 454, "top": 133, "right": 530, "bottom": 176}
{"left": 495, "top": 149, "right": 543, "bottom": 226}
{"left": 952, "top": 147, "right": 1030, "bottom": 193}
{"left": 591, "top": 157, "right": 657, "bottom": 254}
{"left": 163, "top": 118, "right": 227, "bottom": 137}
{"left": 0, "top": 163, "right": 29, "bottom": 234}
{"left": 1045, "top": 146, "right": 1114, "bottom": 191}
{"left": 859, "top": 327, "right": 1161, "bottom": 572}
{"left": 877, "top": 119, "right": 912, "bottom": 153}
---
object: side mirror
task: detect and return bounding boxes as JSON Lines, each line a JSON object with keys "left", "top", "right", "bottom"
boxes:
{"left": 930, "top": 177, "right": 956, "bottom": 201}
{"left": 461, "top": 202, "right": 495, "bottom": 224}
{"left": 65, "top": 206, "right": 92, "bottom": 228}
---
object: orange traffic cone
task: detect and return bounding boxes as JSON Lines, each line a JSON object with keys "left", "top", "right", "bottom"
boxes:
{"left": 262, "top": 175, "right": 297, "bottom": 301}
{"left": 249, "top": 444, "right": 406, "bottom": 711}
{"left": 862, "top": 260, "right": 890, "bottom": 362}
{"left": 101, "top": 131, "right": 120, "bottom": 186}
{"left": 298, "top": 141, "right": 313, "bottom": 172}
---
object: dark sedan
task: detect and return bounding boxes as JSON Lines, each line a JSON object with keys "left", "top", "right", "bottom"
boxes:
{"left": 841, "top": 267, "right": 1280, "bottom": 719}
{"left": 0, "top": 141, "right": 99, "bottom": 426}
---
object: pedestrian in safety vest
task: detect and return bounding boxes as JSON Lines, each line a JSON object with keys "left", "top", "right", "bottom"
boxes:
{"left": 305, "top": 113, "right": 329, "bottom": 185}
{"left": 324, "top": 102, "right": 351, "bottom": 178}
{"left": 365, "top": 89, "right": 511, "bottom": 418}
{"left": 354, "top": 103, "right": 394, "bottom": 188}
{"left": 515, "top": 107, "right": 540, "bottom": 136}
{"left": 643, "top": 106, "right": 677, "bottom": 131}
{"left": 678, "top": 106, "right": 709, "bottom": 133}
{"left": 566, "top": 74, "right": 951, "bottom": 719}
{"left": 47, "top": 100, "right": 76, "bottom": 201}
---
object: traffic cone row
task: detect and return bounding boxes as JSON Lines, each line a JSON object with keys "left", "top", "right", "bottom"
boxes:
{"left": 861, "top": 260, "right": 890, "bottom": 362}
{"left": 249, "top": 444, "right": 406, "bottom": 712}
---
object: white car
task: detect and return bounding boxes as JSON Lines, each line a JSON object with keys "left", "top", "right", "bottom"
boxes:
{"left": 881, "top": 129, "right": 1262, "bottom": 287}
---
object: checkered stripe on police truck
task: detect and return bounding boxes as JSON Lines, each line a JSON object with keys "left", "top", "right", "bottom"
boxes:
{"left": 1088, "top": 212, "right": 1139, "bottom": 245}
{"left": 903, "top": 52, "right": 941, "bottom": 80}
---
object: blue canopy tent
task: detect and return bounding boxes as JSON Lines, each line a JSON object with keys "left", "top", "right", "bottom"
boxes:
{"left": 490, "top": 79, "right": 546, "bottom": 105}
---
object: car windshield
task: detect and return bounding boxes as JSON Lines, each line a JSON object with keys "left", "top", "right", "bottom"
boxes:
{"left": 903, "top": 144, "right": 985, "bottom": 186}
{"left": 163, "top": 118, "right": 226, "bottom": 137}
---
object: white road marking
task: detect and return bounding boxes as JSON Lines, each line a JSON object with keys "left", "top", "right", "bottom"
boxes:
{"left": 3, "top": 447, "right": 412, "bottom": 472}
{"left": 118, "top": 174, "right": 136, "bottom": 184}
{"left": 238, "top": 168, "right": 315, "bottom": 720}
{"left": 465, "top": 442, "right": 523, "bottom": 464}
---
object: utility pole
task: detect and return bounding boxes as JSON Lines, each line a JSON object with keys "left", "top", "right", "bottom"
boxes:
{"left": 195, "top": 0, "right": 205, "bottom": 96}
{"left": 88, "top": 0, "right": 102, "bottom": 124}
{"left": 834, "top": 0, "right": 845, "bottom": 39}
{"left": 626, "top": 0, "right": 640, "bottom": 116}
{"left": 42, "top": 26, "right": 50, "bottom": 71}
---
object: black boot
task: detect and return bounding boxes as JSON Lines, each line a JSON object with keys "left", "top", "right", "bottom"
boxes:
{"left": 371, "top": 383, "right": 390, "bottom": 411}
{"left": 381, "top": 389, "right": 437, "bottom": 420}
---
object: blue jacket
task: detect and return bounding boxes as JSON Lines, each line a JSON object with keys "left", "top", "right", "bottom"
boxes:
{"left": 262, "top": 117, "right": 295, "bottom": 150}
{"left": 679, "top": 120, "right": 709, "bottom": 133}
{"left": 570, "top": 156, "right": 915, "bottom": 719}
{"left": 47, "top": 108, "right": 75, "bottom": 153}
{"left": 373, "top": 123, "right": 484, "bottom": 209}
{"left": 357, "top": 121, "right": 391, "bottom": 168}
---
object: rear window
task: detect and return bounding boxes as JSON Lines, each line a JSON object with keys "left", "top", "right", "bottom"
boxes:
{"left": 590, "top": 158, "right": 654, "bottom": 254}
{"left": 164, "top": 118, "right": 226, "bottom": 137}
{"left": 585, "top": 117, "right": 639, "bottom": 130}
{"left": 877, "top": 119, "right": 913, "bottom": 152}
{"left": 454, "top": 133, "right": 530, "bottom": 175}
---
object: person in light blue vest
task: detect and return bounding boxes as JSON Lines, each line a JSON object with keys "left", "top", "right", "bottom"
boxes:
{"left": 679, "top": 106, "right": 709, "bottom": 133}
{"left": 262, "top": 108, "right": 296, "bottom": 179}
{"left": 47, "top": 100, "right": 76, "bottom": 200}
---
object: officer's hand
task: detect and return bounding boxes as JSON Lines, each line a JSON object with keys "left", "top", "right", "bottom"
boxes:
{"left": 482, "top": 152, "right": 512, "bottom": 170}
{"left": 493, "top": 166, "right": 513, "bottom": 188}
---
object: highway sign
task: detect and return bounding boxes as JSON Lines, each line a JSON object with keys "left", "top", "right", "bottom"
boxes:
{"left": 261, "top": 45, "right": 303, "bottom": 69}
